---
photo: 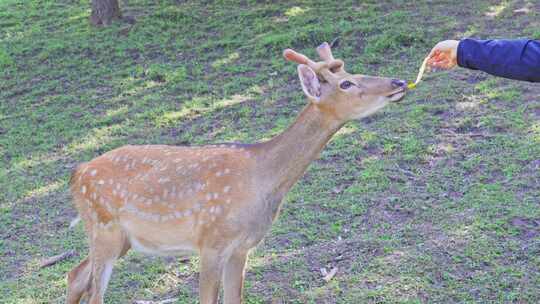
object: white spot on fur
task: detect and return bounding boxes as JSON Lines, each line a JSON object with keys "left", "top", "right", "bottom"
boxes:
{"left": 223, "top": 186, "right": 231, "bottom": 193}
{"left": 90, "top": 169, "right": 97, "bottom": 176}
{"left": 80, "top": 185, "right": 87, "bottom": 194}
{"left": 158, "top": 177, "right": 170, "bottom": 184}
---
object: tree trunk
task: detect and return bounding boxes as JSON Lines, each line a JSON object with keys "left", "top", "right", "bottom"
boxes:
{"left": 90, "top": 0, "right": 121, "bottom": 26}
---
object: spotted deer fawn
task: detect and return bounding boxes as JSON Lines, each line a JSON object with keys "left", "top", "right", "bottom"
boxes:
{"left": 67, "top": 42, "right": 408, "bottom": 304}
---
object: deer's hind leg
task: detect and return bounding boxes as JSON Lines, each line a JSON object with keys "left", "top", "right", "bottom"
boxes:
{"left": 67, "top": 256, "right": 92, "bottom": 304}
{"left": 86, "top": 223, "right": 130, "bottom": 304}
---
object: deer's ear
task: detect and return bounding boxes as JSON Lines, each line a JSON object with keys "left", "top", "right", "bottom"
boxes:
{"left": 298, "top": 64, "right": 321, "bottom": 103}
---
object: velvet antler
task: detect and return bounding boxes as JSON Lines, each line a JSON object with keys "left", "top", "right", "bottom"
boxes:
{"left": 284, "top": 42, "right": 346, "bottom": 84}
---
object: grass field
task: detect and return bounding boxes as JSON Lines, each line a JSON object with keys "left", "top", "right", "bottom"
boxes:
{"left": 1, "top": 0, "right": 539, "bottom": 303}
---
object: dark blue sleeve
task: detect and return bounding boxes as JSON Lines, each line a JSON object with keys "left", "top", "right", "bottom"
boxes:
{"left": 457, "top": 39, "right": 540, "bottom": 82}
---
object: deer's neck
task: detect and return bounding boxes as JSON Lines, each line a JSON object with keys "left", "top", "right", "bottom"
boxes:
{"left": 255, "top": 102, "right": 343, "bottom": 203}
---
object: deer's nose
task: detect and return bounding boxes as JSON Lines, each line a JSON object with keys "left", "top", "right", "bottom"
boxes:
{"left": 391, "top": 79, "right": 407, "bottom": 88}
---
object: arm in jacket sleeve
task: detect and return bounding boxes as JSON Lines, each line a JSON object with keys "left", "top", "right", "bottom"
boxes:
{"left": 457, "top": 39, "right": 540, "bottom": 82}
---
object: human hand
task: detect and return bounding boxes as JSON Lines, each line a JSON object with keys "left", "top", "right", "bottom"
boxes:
{"left": 426, "top": 40, "right": 459, "bottom": 69}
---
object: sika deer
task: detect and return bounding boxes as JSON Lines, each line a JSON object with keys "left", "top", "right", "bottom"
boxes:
{"left": 66, "top": 42, "right": 408, "bottom": 304}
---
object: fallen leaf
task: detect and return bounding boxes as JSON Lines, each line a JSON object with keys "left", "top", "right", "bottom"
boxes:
{"left": 323, "top": 267, "right": 338, "bottom": 282}
{"left": 134, "top": 298, "right": 178, "bottom": 304}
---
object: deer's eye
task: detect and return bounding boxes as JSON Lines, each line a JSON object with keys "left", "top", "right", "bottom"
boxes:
{"left": 340, "top": 80, "right": 354, "bottom": 90}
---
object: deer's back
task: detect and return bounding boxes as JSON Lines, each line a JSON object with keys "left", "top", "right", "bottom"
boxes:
{"left": 70, "top": 144, "right": 264, "bottom": 253}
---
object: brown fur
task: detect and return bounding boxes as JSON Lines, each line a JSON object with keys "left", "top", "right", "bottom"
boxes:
{"left": 66, "top": 43, "right": 407, "bottom": 304}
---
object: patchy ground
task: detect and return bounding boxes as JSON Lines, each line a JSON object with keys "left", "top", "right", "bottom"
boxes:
{"left": 0, "top": 0, "right": 539, "bottom": 303}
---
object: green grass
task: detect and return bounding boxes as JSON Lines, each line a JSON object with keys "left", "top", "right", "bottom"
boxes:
{"left": 1, "top": 0, "right": 539, "bottom": 303}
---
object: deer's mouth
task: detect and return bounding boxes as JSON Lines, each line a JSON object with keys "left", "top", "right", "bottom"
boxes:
{"left": 386, "top": 88, "right": 407, "bottom": 103}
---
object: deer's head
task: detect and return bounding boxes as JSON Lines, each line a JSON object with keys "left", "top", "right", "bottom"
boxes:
{"left": 284, "top": 42, "right": 407, "bottom": 121}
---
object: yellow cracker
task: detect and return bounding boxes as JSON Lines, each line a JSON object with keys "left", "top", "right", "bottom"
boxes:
{"left": 415, "top": 56, "right": 430, "bottom": 84}
{"left": 408, "top": 55, "right": 430, "bottom": 89}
